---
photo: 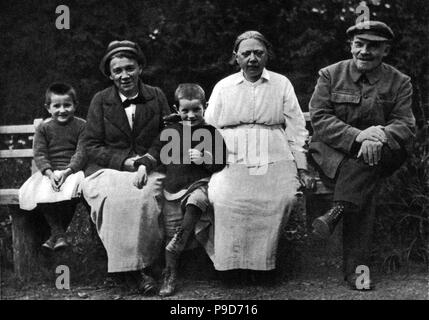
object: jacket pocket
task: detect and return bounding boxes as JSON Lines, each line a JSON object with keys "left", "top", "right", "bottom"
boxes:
{"left": 330, "top": 91, "right": 361, "bottom": 121}
{"left": 331, "top": 92, "right": 361, "bottom": 104}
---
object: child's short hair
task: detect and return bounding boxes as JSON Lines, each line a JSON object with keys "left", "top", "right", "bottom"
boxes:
{"left": 174, "top": 83, "right": 206, "bottom": 107}
{"left": 45, "top": 82, "right": 78, "bottom": 106}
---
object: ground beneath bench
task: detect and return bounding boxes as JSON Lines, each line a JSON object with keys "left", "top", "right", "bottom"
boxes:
{"left": 2, "top": 267, "right": 427, "bottom": 300}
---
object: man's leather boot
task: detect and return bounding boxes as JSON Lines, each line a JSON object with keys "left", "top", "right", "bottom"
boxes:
{"left": 312, "top": 202, "right": 345, "bottom": 239}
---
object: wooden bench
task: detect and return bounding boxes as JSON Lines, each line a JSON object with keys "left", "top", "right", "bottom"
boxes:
{"left": 0, "top": 118, "right": 53, "bottom": 280}
{"left": 1, "top": 114, "right": 333, "bottom": 280}
{"left": 303, "top": 112, "right": 333, "bottom": 195}
{"left": 0, "top": 119, "right": 41, "bottom": 203}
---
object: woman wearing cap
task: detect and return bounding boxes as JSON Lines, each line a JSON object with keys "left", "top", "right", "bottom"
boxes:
{"left": 205, "top": 31, "right": 313, "bottom": 276}
{"left": 81, "top": 40, "right": 171, "bottom": 294}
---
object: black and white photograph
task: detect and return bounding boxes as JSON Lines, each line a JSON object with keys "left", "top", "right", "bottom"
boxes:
{"left": 0, "top": 0, "right": 427, "bottom": 306}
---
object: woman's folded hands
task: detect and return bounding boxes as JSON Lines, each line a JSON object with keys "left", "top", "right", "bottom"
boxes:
{"left": 134, "top": 165, "right": 148, "bottom": 189}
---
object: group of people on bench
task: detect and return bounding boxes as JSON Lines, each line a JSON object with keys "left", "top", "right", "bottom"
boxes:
{"left": 19, "top": 21, "right": 415, "bottom": 295}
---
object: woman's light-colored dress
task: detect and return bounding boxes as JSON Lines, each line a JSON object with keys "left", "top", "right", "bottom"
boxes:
{"left": 205, "top": 68, "right": 308, "bottom": 270}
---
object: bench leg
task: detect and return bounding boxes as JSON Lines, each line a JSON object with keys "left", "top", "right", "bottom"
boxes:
{"left": 10, "top": 205, "right": 49, "bottom": 280}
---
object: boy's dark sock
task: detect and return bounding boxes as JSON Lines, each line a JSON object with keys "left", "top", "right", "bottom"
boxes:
{"left": 60, "top": 200, "right": 77, "bottom": 231}
{"left": 43, "top": 208, "right": 64, "bottom": 236}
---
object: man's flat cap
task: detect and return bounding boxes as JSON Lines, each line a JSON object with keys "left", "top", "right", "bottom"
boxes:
{"left": 346, "top": 20, "right": 394, "bottom": 41}
{"left": 99, "top": 40, "right": 146, "bottom": 77}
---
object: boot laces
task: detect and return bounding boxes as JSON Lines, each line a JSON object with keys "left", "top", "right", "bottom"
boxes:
{"left": 331, "top": 204, "right": 344, "bottom": 220}
{"left": 162, "top": 267, "right": 176, "bottom": 283}
{"left": 167, "top": 227, "right": 185, "bottom": 252}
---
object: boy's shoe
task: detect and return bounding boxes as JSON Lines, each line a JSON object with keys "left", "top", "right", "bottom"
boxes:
{"left": 54, "top": 236, "right": 69, "bottom": 251}
{"left": 42, "top": 236, "right": 56, "bottom": 251}
{"left": 159, "top": 267, "right": 177, "bottom": 297}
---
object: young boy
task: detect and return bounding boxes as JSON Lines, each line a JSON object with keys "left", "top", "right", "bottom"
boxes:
{"left": 133, "top": 83, "right": 227, "bottom": 296}
{"left": 19, "top": 82, "right": 86, "bottom": 250}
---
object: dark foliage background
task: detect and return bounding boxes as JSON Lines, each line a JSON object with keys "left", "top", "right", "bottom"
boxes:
{"left": 0, "top": 0, "right": 427, "bottom": 124}
{"left": 0, "top": 0, "right": 428, "bottom": 275}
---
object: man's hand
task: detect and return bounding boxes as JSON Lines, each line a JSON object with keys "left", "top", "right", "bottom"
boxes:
{"left": 133, "top": 165, "right": 148, "bottom": 189}
{"left": 357, "top": 140, "right": 383, "bottom": 166}
{"left": 355, "top": 125, "right": 387, "bottom": 144}
{"left": 189, "top": 149, "right": 204, "bottom": 165}
{"left": 298, "top": 169, "right": 316, "bottom": 191}
{"left": 123, "top": 156, "right": 140, "bottom": 172}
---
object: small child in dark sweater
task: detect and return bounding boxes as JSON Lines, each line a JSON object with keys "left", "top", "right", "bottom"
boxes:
{"left": 19, "top": 83, "right": 86, "bottom": 250}
{"left": 133, "top": 83, "right": 227, "bottom": 296}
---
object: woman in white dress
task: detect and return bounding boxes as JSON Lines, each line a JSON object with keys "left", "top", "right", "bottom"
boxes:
{"left": 205, "top": 31, "right": 312, "bottom": 272}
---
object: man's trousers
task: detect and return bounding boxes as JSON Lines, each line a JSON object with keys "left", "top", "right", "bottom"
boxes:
{"left": 315, "top": 146, "right": 406, "bottom": 277}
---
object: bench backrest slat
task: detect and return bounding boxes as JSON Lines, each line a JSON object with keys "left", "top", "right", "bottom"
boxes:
{"left": 0, "top": 124, "right": 36, "bottom": 134}
{"left": 0, "top": 119, "right": 43, "bottom": 205}
{"left": 0, "top": 189, "right": 19, "bottom": 205}
{"left": 0, "top": 115, "right": 312, "bottom": 162}
{"left": 0, "top": 149, "right": 34, "bottom": 158}
{"left": 0, "top": 113, "right": 324, "bottom": 206}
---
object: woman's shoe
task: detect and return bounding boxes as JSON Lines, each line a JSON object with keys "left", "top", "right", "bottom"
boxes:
{"left": 159, "top": 267, "right": 177, "bottom": 297}
{"left": 54, "top": 236, "right": 69, "bottom": 250}
{"left": 138, "top": 270, "right": 157, "bottom": 295}
{"left": 42, "top": 236, "right": 56, "bottom": 251}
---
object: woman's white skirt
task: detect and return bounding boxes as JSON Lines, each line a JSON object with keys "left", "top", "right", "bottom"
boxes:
{"left": 19, "top": 170, "right": 84, "bottom": 211}
{"left": 81, "top": 169, "right": 165, "bottom": 273}
{"left": 208, "top": 160, "right": 300, "bottom": 271}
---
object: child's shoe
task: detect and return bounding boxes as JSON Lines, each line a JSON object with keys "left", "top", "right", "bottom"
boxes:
{"left": 159, "top": 267, "right": 177, "bottom": 297}
{"left": 53, "top": 235, "right": 69, "bottom": 250}
{"left": 42, "top": 236, "right": 56, "bottom": 251}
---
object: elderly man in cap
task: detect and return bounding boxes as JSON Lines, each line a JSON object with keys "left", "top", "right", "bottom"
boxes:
{"left": 82, "top": 40, "right": 171, "bottom": 294}
{"left": 308, "top": 21, "right": 415, "bottom": 289}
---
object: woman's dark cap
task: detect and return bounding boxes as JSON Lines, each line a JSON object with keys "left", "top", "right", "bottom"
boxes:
{"left": 99, "top": 40, "right": 146, "bottom": 77}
